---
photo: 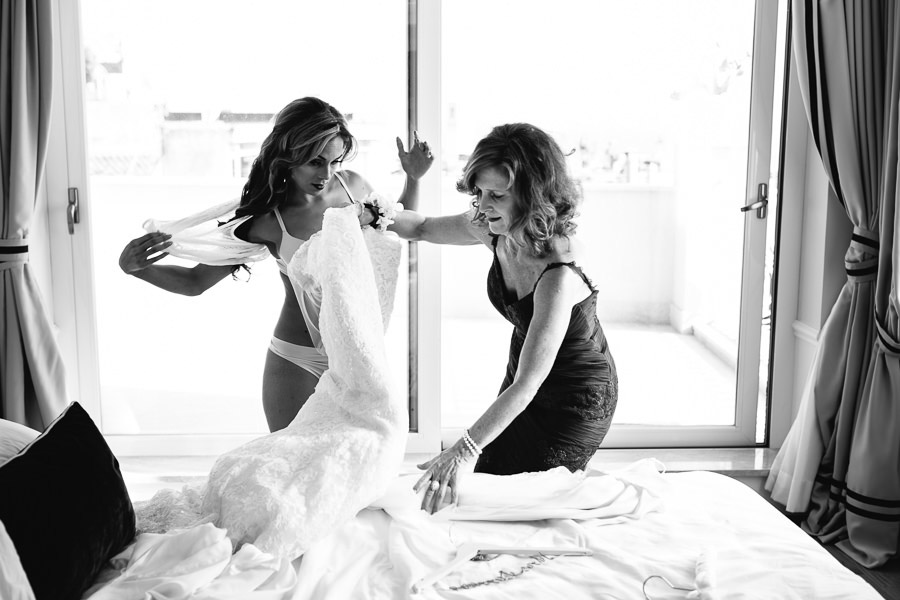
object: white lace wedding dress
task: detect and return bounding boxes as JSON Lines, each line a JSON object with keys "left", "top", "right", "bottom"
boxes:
{"left": 135, "top": 205, "right": 408, "bottom": 560}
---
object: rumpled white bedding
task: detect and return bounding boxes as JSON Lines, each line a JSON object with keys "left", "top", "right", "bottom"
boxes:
{"left": 68, "top": 209, "right": 882, "bottom": 600}
{"left": 293, "top": 466, "right": 882, "bottom": 600}
{"left": 80, "top": 461, "right": 883, "bottom": 600}
{"left": 0, "top": 519, "right": 34, "bottom": 600}
{"left": 81, "top": 459, "right": 666, "bottom": 599}
{"left": 83, "top": 523, "right": 295, "bottom": 600}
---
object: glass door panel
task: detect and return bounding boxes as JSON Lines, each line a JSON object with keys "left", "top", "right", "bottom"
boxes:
{"left": 439, "top": 0, "right": 782, "bottom": 445}
{"left": 78, "top": 0, "right": 409, "bottom": 435}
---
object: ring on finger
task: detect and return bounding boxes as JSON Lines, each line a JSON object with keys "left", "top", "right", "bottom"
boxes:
{"left": 429, "top": 480, "right": 440, "bottom": 492}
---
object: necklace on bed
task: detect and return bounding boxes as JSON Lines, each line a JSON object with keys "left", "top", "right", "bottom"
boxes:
{"left": 444, "top": 553, "right": 557, "bottom": 591}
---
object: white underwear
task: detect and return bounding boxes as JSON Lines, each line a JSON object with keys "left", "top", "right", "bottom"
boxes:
{"left": 268, "top": 337, "right": 329, "bottom": 378}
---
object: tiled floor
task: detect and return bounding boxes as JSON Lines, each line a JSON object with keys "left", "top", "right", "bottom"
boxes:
{"left": 441, "top": 320, "right": 741, "bottom": 429}
{"left": 104, "top": 321, "right": 745, "bottom": 436}
{"left": 116, "top": 321, "right": 752, "bottom": 502}
{"left": 120, "top": 447, "right": 775, "bottom": 503}
{"left": 824, "top": 545, "right": 898, "bottom": 600}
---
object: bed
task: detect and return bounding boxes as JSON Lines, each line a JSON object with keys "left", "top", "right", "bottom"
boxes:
{"left": 0, "top": 403, "right": 884, "bottom": 600}
{"left": 5, "top": 207, "right": 879, "bottom": 598}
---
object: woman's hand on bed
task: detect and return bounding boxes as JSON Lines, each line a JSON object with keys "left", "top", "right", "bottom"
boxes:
{"left": 414, "top": 441, "right": 475, "bottom": 514}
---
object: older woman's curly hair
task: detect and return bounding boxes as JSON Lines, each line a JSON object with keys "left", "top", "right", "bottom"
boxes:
{"left": 235, "top": 97, "right": 356, "bottom": 218}
{"left": 457, "top": 123, "right": 580, "bottom": 258}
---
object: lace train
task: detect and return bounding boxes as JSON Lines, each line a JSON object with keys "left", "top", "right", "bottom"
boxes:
{"left": 136, "top": 207, "right": 408, "bottom": 560}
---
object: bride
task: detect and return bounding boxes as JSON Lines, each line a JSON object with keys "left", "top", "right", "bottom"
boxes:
{"left": 125, "top": 98, "right": 428, "bottom": 559}
{"left": 136, "top": 186, "right": 412, "bottom": 560}
{"left": 199, "top": 203, "right": 410, "bottom": 558}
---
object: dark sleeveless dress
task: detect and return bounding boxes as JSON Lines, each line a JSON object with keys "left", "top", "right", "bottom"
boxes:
{"left": 474, "top": 236, "right": 618, "bottom": 476}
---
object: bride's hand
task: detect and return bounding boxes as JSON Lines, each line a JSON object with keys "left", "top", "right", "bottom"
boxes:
{"left": 351, "top": 201, "right": 377, "bottom": 227}
{"left": 414, "top": 441, "right": 475, "bottom": 514}
{"left": 397, "top": 131, "right": 434, "bottom": 180}
{"left": 119, "top": 232, "right": 172, "bottom": 274}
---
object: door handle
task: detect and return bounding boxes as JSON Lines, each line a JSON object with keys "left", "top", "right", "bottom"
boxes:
{"left": 67, "top": 187, "right": 80, "bottom": 234}
{"left": 741, "top": 183, "right": 768, "bottom": 219}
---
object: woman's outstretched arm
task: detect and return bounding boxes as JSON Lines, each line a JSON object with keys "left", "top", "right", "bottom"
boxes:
{"left": 388, "top": 207, "right": 487, "bottom": 246}
{"left": 119, "top": 231, "right": 234, "bottom": 296}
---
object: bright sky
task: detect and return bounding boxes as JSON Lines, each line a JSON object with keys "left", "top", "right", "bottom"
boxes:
{"left": 81, "top": 0, "right": 756, "bottom": 168}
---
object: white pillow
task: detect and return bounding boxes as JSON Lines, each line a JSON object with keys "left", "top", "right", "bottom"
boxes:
{"left": 0, "top": 519, "right": 35, "bottom": 600}
{"left": 0, "top": 419, "right": 40, "bottom": 466}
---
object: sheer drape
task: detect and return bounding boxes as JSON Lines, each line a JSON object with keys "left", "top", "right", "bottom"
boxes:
{"left": 0, "top": 0, "right": 66, "bottom": 428}
{"left": 766, "top": 0, "right": 900, "bottom": 568}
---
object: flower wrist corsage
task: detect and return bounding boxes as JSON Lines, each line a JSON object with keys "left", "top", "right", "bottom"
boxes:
{"left": 363, "top": 193, "right": 403, "bottom": 232}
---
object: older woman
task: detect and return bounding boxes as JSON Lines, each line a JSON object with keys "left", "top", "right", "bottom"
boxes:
{"left": 390, "top": 123, "right": 618, "bottom": 513}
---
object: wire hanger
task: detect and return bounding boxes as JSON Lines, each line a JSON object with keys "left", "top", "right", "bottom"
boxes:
{"left": 642, "top": 574, "right": 694, "bottom": 599}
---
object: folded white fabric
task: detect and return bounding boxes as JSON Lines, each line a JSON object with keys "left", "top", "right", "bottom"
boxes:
{"left": 143, "top": 199, "right": 270, "bottom": 266}
{"left": 371, "top": 457, "right": 667, "bottom": 522}
{"left": 358, "top": 459, "right": 669, "bottom": 595}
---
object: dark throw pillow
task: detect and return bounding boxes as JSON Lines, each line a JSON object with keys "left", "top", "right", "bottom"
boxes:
{"left": 0, "top": 401, "right": 136, "bottom": 600}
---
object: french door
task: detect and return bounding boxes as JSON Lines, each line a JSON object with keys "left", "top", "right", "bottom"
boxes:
{"left": 434, "top": 0, "right": 787, "bottom": 447}
{"left": 46, "top": 0, "right": 785, "bottom": 453}
{"left": 47, "top": 0, "right": 417, "bottom": 454}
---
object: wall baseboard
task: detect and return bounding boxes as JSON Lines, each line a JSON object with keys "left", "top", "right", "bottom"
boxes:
{"left": 792, "top": 320, "right": 819, "bottom": 346}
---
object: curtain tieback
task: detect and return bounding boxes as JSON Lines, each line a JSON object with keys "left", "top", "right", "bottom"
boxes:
{"left": 845, "top": 226, "right": 878, "bottom": 281}
{"left": 876, "top": 319, "right": 900, "bottom": 357}
{"left": 0, "top": 240, "right": 29, "bottom": 268}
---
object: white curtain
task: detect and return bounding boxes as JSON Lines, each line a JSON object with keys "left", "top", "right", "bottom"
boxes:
{"left": 0, "top": 0, "right": 67, "bottom": 428}
{"left": 766, "top": 0, "right": 900, "bottom": 568}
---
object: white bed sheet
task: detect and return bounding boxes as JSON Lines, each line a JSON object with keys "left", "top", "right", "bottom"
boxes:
{"left": 81, "top": 461, "right": 882, "bottom": 600}
{"left": 0, "top": 519, "right": 35, "bottom": 600}
{"left": 290, "top": 464, "right": 882, "bottom": 600}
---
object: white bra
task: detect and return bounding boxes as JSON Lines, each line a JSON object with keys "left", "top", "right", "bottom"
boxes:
{"left": 273, "top": 170, "right": 358, "bottom": 355}
{"left": 272, "top": 170, "right": 356, "bottom": 275}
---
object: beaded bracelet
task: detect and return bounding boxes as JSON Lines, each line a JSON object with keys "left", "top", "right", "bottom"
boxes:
{"left": 462, "top": 429, "right": 482, "bottom": 457}
{"left": 461, "top": 436, "right": 478, "bottom": 458}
